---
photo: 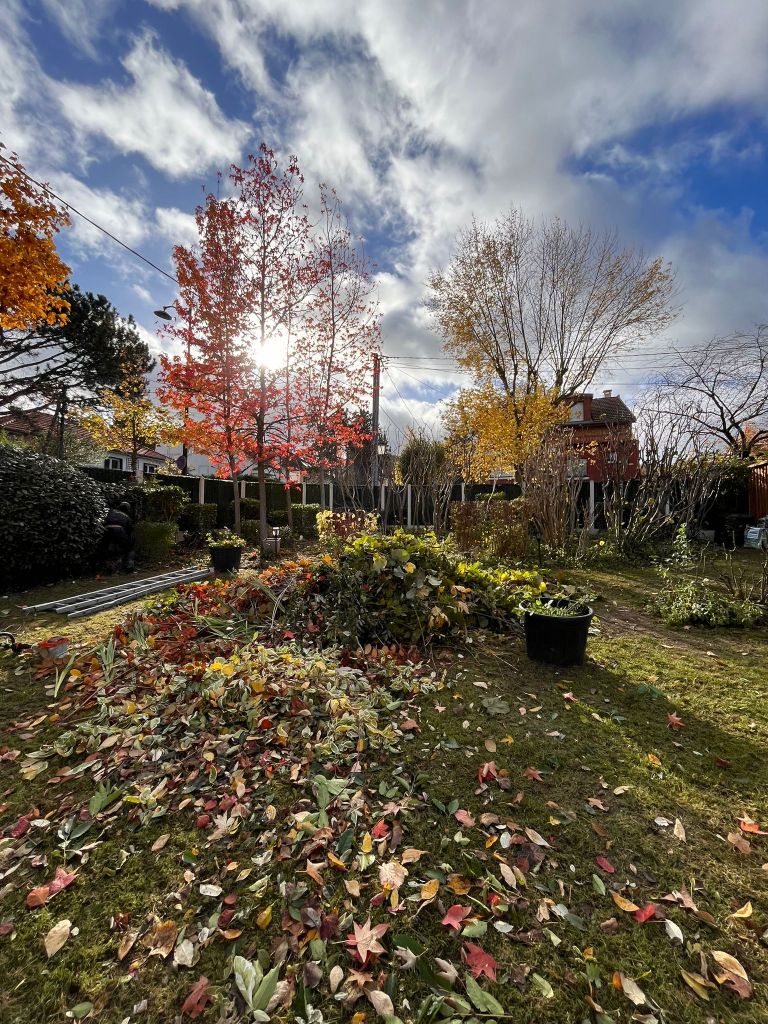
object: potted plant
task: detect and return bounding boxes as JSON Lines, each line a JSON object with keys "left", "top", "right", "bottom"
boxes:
{"left": 521, "top": 593, "right": 594, "bottom": 666}
{"left": 206, "top": 528, "right": 247, "bottom": 575}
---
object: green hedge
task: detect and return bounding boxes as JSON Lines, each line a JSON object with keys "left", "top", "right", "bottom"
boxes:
{"left": 0, "top": 448, "right": 107, "bottom": 587}
{"left": 240, "top": 519, "right": 261, "bottom": 545}
{"left": 135, "top": 521, "right": 177, "bottom": 563}
{"left": 142, "top": 484, "right": 189, "bottom": 523}
{"left": 292, "top": 503, "right": 320, "bottom": 537}
{"left": 180, "top": 503, "right": 218, "bottom": 534}
{"left": 234, "top": 497, "right": 261, "bottom": 519}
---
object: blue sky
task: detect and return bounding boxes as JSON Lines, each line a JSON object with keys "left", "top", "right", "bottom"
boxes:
{"left": 3, "top": 0, "right": 768, "bottom": 439}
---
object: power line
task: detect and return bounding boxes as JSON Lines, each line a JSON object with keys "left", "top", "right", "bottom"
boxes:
{"left": 0, "top": 154, "right": 178, "bottom": 286}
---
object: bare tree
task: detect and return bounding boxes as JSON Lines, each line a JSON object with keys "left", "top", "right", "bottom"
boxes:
{"left": 428, "top": 209, "right": 677, "bottom": 407}
{"left": 520, "top": 429, "right": 589, "bottom": 550}
{"left": 596, "top": 396, "right": 726, "bottom": 553}
{"left": 655, "top": 327, "right": 768, "bottom": 458}
{"left": 396, "top": 430, "right": 458, "bottom": 533}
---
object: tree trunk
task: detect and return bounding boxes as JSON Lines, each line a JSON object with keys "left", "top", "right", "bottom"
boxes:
{"left": 284, "top": 482, "right": 293, "bottom": 532}
{"left": 319, "top": 466, "right": 327, "bottom": 510}
{"left": 258, "top": 364, "right": 268, "bottom": 543}
{"left": 232, "top": 469, "right": 242, "bottom": 535}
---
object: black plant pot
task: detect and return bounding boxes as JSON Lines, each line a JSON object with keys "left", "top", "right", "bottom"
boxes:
{"left": 210, "top": 545, "right": 242, "bottom": 575}
{"left": 522, "top": 600, "right": 594, "bottom": 666}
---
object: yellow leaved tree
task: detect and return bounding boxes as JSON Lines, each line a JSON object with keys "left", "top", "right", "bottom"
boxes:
{"left": 442, "top": 385, "right": 564, "bottom": 483}
{"left": 79, "top": 368, "right": 181, "bottom": 477}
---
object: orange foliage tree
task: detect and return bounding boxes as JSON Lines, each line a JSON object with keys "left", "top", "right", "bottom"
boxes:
{"left": 0, "top": 148, "right": 71, "bottom": 403}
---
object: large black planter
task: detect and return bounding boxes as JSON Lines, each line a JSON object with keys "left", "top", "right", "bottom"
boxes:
{"left": 522, "top": 600, "right": 594, "bottom": 666}
{"left": 210, "top": 546, "right": 242, "bottom": 575}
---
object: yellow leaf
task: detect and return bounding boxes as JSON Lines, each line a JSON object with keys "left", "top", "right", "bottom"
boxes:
{"left": 610, "top": 891, "right": 639, "bottom": 913}
{"left": 647, "top": 753, "right": 662, "bottom": 768}
{"left": 420, "top": 878, "right": 440, "bottom": 901}
{"left": 680, "top": 969, "right": 711, "bottom": 1001}
{"left": 711, "top": 950, "right": 749, "bottom": 980}
{"left": 361, "top": 833, "right": 373, "bottom": 854}
{"left": 256, "top": 905, "right": 272, "bottom": 930}
{"left": 728, "top": 901, "right": 752, "bottom": 920}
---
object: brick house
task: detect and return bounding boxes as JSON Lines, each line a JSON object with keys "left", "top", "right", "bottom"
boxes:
{"left": 561, "top": 390, "right": 639, "bottom": 483}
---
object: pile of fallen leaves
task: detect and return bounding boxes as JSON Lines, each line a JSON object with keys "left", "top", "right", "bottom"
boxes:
{"left": 0, "top": 576, "right": 764, "bottom": 1023}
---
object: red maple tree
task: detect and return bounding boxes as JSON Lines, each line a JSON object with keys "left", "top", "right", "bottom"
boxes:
{"left": 158, "top": 192, "right": 258, "bottom": 533}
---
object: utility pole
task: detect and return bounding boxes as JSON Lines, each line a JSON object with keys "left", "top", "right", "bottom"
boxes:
{"left": 371, "top": 352, "right": 381, "bottom": 490}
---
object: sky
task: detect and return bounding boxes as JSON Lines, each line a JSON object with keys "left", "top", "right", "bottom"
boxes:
{"left": 3, "top": 0, "right": 768, "bottom": 446}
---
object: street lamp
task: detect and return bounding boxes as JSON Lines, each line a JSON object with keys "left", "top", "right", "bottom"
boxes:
{"left": 153, "top": 305, "right": 174, "bottom": 321}
{"left": 271, "top": 525, "right": 281, "bottom": 558}
{"left": 153, "top": 303, "right": 189, "bottom": 474}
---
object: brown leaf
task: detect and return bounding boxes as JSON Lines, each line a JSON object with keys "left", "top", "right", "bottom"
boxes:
{"left": 181, "top": 976, "right": 210, "bottom": 1018}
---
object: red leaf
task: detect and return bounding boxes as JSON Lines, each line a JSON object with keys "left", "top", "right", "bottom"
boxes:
{"left": 464, "top": 942, "right": 497, "bottom": 981}
{"left": 477, "top": 761, "right": 498, "bottom": 784}
{"left": 181, "top": 976, "right": 210, "bottom": 1018}
{"left": 633, "top": 903, "right": 658, "bottom": 923}
{"left": 595, "top": 856, "right": 615, "bottom": 874}
{"left": 441, "top": 905, "right": 472, "bottom": 931}
{"left": 11, "top": 816, "right": 30, "bottom": 838}
{"left": 523, "top": 766, "right": 543, "bottom": 782}
{"left": 47, "top": 866, "right": 77, "bottom": 896}
{"left": 372, "top": 819, "right": 389, "bottom": 838}
{"left": 667, "top": 712, "right": 685, "bottom": 730}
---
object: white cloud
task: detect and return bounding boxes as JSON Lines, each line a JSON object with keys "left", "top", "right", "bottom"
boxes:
{"left": 56, "top": 31, "right": 250, "bottom": 179}
{"left": 41, "top": 171, "right": 150, "bottom": 256}
{"left": 155, "top": 206, "right": 199, "bottom": 247}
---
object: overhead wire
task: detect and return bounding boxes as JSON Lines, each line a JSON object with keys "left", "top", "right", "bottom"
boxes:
{"left": 0, "top": 153, "right": 179, "bottom": 286}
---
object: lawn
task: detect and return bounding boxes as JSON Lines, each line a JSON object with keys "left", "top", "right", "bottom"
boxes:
{"left": 0, "top": 557, "right": 766, "bottom": 1024}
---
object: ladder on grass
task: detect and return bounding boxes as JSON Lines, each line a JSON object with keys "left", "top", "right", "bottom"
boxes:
{"left": 22, "top": 566, "right": 212, "bottom": 619}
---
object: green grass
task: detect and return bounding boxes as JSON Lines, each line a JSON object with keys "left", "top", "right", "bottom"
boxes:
{"left": 0, "top": 562, "right": 767, "bottom": 1023}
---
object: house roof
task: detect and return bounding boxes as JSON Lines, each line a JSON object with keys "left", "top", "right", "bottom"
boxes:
{"left": 590, "top": 395, "right": 635, "bottom": 425}
{"left": 0, "top": 408, "right": 165, "bottom": 460}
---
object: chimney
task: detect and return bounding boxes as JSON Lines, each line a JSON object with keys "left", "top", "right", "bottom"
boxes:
{"left": 603, "top": 389, "right": 612, "bottom": 398}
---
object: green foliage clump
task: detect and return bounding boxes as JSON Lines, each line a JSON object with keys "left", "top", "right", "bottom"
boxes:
{"left": 292, "top": 503, "right": 320, "bottom": 537}
{"left": 97, "top": 479, "right": 146, "bottom": 520}
{"left": 653, "top": 526, "right": 762, "bottom": 627}
{"left": 473, "top": 490, "right": 507, "bottom": 502}
{"left": 268, "top": 509, "right": 289, "bottom": 528}
{"left": 142, "top": 482, "right": 189, "bottom": 523}
{"left": 180, "top": 503, "right": 218, "bottom": 534}
{"left": 236, "top": 497, "right": 261, "bottom": 519}
{"left": 206, "top": 528, "right": 247, "bottom": 549}
{"left": 294, "top": 530, "right": 545, "bottom": 645}
{"left": 134, "top": 521, "right": 177, "bottom": 563}
{"left": 0, "top": 447, "right": 107, "bottom": 587}
{"left": 240, "top": 519, "right": 261, "bottom": 545}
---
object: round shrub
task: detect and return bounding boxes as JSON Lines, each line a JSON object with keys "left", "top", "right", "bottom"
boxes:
{"left": 0, "top": 447, "right": 108, "bottom": 588}
{"left": 180, "top": 503, "right": 218, "bottom": 534}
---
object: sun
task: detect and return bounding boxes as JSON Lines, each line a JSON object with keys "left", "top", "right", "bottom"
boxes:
{"left": 253, "top": 331, "right": 289, "bottom": 371}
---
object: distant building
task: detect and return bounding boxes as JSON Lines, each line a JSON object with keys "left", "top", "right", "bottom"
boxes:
{"left": 0, "top": 408, "right": 166, "bottom": 477}
{"left": 560, "top": 390, "right": 639, "bottom": 483}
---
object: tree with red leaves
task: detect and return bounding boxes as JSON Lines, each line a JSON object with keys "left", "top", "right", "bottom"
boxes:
{"left": 297, "top": 186, "right": 380, "bottom": 507}
{"left": 232, "top": 145, "right": 315, "bottom": 541}
{"left": 158, "top": 192, "right": 258, "bottom": 534}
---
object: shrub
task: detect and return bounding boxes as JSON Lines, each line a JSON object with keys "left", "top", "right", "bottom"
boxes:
{"left": 289, "top": 530, "right": 545, "bottom": 645}
{"left": 98, "top": 480, "right": 146, "bottom": 520}
{"left": 180, "top": 503, "right": 218, "bottom": 534}
{"left": 653, "top": 577, "right": 761, "bottom": 628}
{"left": 268, "top": 508, "right": 289, "bottom": 528}
{"left": 142, "top": 482, "right": 189, "bottom": 523}
{"left": 0, "top": 448, "right": 108, "bottom": 587}
{"left": 236, "top": 497, "right": 261, "bottom": 519}
{"left": 206, "top": 528, "right": 247, "bottom": 549}
{"left": 317, "top": 509, "right": 379, "bottom": 550}
{"left": 135, "top": 521, "right": 177, "bottom": 563}
{"left": 292, "top": 503, "right": 320, "bottom": 537}
{"left": 450, "top": 498, "right": 531, "bottom": 560}
{"left": 240, "top": 519, "right": 261, "bottom": 545}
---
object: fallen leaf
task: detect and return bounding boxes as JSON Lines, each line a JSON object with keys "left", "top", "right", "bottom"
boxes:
{"left": 420, "top": 878, "right": 440, "bottom": 902}
{"left": 667, "top": 712, "right": 685, "bottom": 730}
{"left": 464, "top": 942, "right": 497, "bottom": 981}
{"left": 44, "top": 919, "right": 71, "bottom": 958}
{"left": 346, "top": 917, "right": 389, "bottom": 964}
{"left": 610, "top": 891, "right": 640, "bottom": 913}
{"left": 595, "top": 856, "right": 615, "bottom": 874}
{"left": 673, "top": 818, "right": 686, "bottom": 842}
{"left": 368, "top": 989, "right": 394, "bottom": 1017}
{"left": 181, "top": 976, "right": 210, "bottom": 1018}
{"left": 441, "top": 905, "right": 471, "bottom": 931}
{"left": 633, "top": 903, "right": 658, "bottom": 924}
{"left": 729, "top": 901, "right": 752, "bottom": 920}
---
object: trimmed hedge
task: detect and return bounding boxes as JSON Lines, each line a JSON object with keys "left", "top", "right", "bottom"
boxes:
{"left": 0, "top": 447, "right": 108, "bottom": 587}
{"left": 180, "top": 503, "right": 218, "bottom": 534}
{"left": 240, "top": 519, "right": 261, "bottom": 545}
{"left": 292, "top": 503, "right": 320, "bottom": 537}
{"left": 135, "top": 521, "right": 177, "bottom": 563}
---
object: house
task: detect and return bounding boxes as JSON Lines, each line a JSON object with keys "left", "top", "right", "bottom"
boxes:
{"left": 561, "top": 390, "right": 639, "bottom": 483}
{"left": 0, "top": 408, "right": 166, "bottom": 477}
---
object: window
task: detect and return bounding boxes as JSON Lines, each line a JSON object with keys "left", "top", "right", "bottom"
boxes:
{"left": 143, "top": 463, "right": 158, "bottom": 476}
{"left": 566, "top": 458, "right": 588, "bottom": 479}
{"left": 569, "top": 401, "right": 584, "bottom": 422}
{"left": 104, "top": 456, "right": 123, "bottom": 470}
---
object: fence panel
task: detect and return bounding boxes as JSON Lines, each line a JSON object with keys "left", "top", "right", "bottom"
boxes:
{"left": 79, "top": 465, "right": 133, "bottom": 485}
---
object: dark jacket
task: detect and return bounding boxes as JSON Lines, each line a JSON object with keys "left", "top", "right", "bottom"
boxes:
{"left": 105, "top": 508, "right": 134, "bottom": 539}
